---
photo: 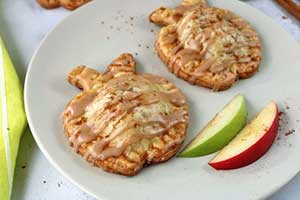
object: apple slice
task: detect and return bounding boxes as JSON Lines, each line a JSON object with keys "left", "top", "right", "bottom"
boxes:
{"left": 179, "top": 95, "right": 247, "bottom": 157}
{"left": 209, "top": 102, "right": 279, "bottom": 170}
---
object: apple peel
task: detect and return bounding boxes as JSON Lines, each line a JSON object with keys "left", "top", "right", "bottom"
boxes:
{"left": 209, "top": 102, "right": 279, "bottom": 170}
{"left": 179, "top": 95, "right": 247, "bottom": 157}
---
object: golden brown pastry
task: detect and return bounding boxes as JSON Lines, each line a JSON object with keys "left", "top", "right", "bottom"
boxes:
{"left": 150, "top": 1, "right": 262, "bottom": 91}
{"left": 37, "top": 0, "right": 91, "bottom": 10}
{"left": 36, "top": 0, "right": 60, "bottom": 9}
{"left": 149, "top": 0, "right": 207, "bottom": 26}
{"left": 62, "top": 53, "right": 189, "bottom": 176}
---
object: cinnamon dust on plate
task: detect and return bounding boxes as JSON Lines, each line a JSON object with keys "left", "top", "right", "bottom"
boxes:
{"left": 285, "top": 129, "right": 295, "bottom": 136}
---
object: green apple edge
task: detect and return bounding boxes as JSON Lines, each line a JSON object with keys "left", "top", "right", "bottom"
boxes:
{"left": 178, "top": 95, "right": 247, "bottom": 157}
{"left": 0, "top": 38, "right": 27, "bottom": 199}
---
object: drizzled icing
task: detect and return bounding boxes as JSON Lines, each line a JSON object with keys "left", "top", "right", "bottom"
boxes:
{"left": 150, "top": 3, "right": 204, "bottom": 26}
{"left": 66, "top": 92, "right": 97, "bottom": 120}
{"left": 161, "top": 7, "right": 261, "bottom": 78}
{"left": 74, "top": 68, "right": 100, "bottom": 91}
{"left": 93, "top": 108, "right": 188, "bottom": 160}
{"left": 63, "top": 74, "right": 188, "bottom": 160}
{"left": 72, "top": 61, "right": 135, "bottom": 91}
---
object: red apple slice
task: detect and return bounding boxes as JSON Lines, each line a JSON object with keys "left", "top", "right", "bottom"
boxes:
{"left": 209, "top": 102, "right": 279, "bottom": 170}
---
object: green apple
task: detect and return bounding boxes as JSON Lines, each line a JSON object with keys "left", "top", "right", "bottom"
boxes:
{"left": 179, "top": 95, "right": 247, "bottom": 157}
{"left": 0, "top": 37, "right": 27, "bottom": 199}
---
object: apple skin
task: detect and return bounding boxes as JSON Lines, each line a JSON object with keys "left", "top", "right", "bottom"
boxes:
{"left": 0, "top": 38, "right": 27, "bottom": 199}
{"left": 209, "top": 103, "right": 279, "bottom": 170}
{"left": 179, "top": 95, "right": 247, "bottom": 157}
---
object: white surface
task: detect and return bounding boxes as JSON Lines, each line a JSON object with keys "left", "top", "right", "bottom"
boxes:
{"left": 25, "top": 0, "right": 300, "bottom": 199}
{"left": 0, "top": 0, "right": 299, "bottom": 199}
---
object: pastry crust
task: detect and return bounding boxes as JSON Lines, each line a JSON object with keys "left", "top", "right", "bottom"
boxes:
{"left": 149, "top": 0, "right": 207, "bottom": 26}
{"left": 62, "top": 53, "right": 189, "bottom": 176}
{"left": 36, "top": 0, "right": 90, "bottom": 10}
{"left": 150, "top": 2, "right": 262, "bottom": 91}
{"left": 60, "top": 0, "right": 91, "bottom": 10}
{"left": 36, "top": 0, "right": 60, "bottom": 9}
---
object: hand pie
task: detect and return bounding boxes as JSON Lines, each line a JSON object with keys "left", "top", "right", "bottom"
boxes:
{"left": 36, "top": 0, "right": 91, "bottom": 10}
{"left": 150, "top": 1, "right": 262, "bottom": 91}
{"left": 62, "top": 53, "right": 189, "bottom": 176}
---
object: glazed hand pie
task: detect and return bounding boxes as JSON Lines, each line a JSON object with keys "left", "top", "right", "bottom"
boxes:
{"left": 62, "top": 53, "right": 189, "bottom": 176}
{"left": 150, "top": 0, "right": 262, "bottom": 91}
{"left": 36, "top": 0, "right": 91, "bottom": 10}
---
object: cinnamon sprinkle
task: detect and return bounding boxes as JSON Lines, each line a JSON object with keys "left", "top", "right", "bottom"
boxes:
{"left": 285, "top": 129, "right": 295, "bottom": 136}
{"left": 279, "top": 111, "right": 285, "bottom": 116}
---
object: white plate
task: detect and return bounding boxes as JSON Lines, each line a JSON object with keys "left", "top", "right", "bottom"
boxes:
{"left": 25, "top": 0, "right": 300, "bottom": 199}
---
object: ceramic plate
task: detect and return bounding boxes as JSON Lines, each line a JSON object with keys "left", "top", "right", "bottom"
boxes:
{"left": 25, "top": 0, "right": 300, "bottom": 199}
